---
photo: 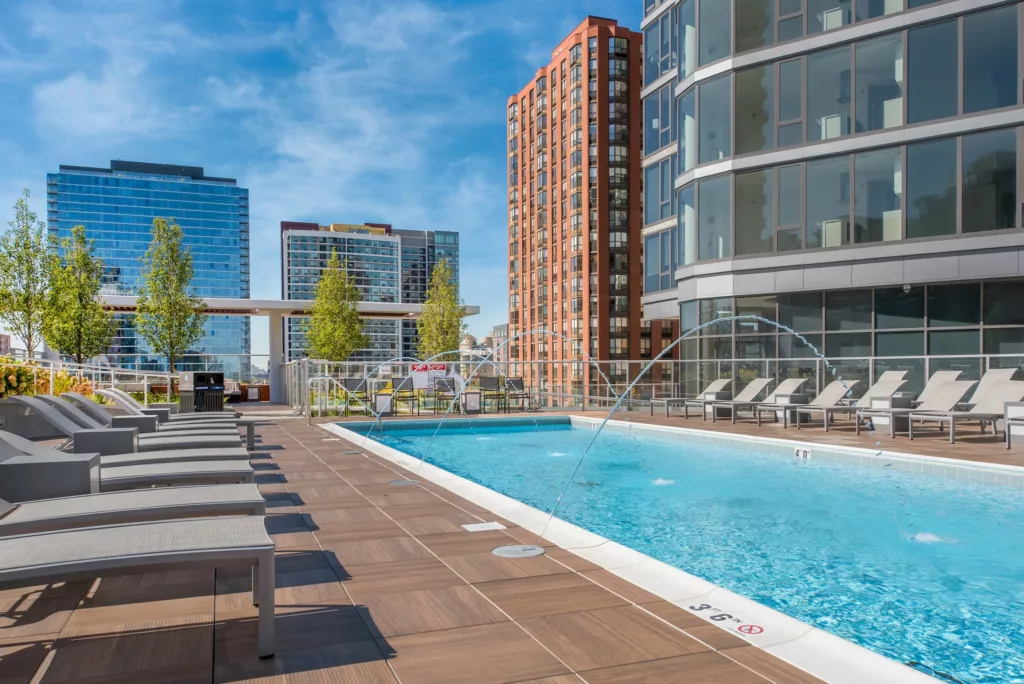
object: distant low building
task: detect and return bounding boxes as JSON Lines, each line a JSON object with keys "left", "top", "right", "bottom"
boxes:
{"left": 0, "top": 335, "right": 9, "bottom": 356}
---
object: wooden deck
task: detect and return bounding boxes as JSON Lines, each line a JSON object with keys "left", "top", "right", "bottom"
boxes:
{"left": 0, "top": 417, "right": 830, "bottom": 684}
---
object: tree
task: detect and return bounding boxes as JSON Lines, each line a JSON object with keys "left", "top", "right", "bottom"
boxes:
{"left": 306, "top": 250, "right": 367, "bottom": 361}
{"left": 0, "top": 190, "right": 53, "bottom": 356}
{"left": 417, "top": 258, "right": 466, "bottom": 361}
{"left": 135, "top": 218, "right": 208, "bottom": 372}
{"left": 43, "top": 225, "right": 115, "bottom": 364}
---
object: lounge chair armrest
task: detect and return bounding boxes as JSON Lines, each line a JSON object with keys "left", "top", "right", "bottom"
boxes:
{"left": 0, "top": 453, "right": 100, "bottom": 502}
{"left": 140, "top": 408, "right": 171, "bottom": 423}
{"left": 73, "top": 428, "right": 138, "bottom": 456}
{"left": 111, "top": 415, "right": 159, "bottom": 434}
{"left": 148, "top": 402, "right": 179, "bottom": 416}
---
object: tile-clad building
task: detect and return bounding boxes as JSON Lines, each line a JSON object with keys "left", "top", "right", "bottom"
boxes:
{"left": 641, "top": 0, "right": 1024, "bottom": 398}
{"left": 507, "top": 16, "right": 678, "bottom": 395}
{"left": 46, "top": 160, "right": 250, "bottom": 371}
{"left": 280, "top": 222, "right": 459, "bottom": 362}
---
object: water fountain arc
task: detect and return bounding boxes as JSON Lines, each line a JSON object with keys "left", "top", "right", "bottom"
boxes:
{"left": 539, "top": 314, "right": 855, "bottom": 536}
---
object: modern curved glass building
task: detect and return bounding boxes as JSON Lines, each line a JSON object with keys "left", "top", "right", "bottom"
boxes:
{"left": 641, "top": 0, "right": 1024, "bottom": 396}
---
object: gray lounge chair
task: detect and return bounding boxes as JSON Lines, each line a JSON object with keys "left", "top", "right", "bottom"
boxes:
{"left": 65, "top": 392, "right": 244, "bottom": 431}
{"left": 4, "top": 397, "right": 244, "bottom": 454}
{"left": 0, "top": 484, "right": 265, "bottom": 536}
{"left": 101, "top": 388, "right": 241, "bottom": 420}
{"left": 57, "top": 393, "right": 255, "bottom": 449}
{"left": 962, "top": 368, "right": 1018, "bottom": 406}
{"left": 908, "top": 381, "right": 1024, "bottom": 444}
{"left": 715, "top": 377, "right": 809, "bottom": 424}
{"left": 759, "top": 380, "right": 857, "bottom": 429}
{"left": 856, "top": 380, "right": 976, "bottom": 438}
{"left": 674, "top": 379, "right": 734, "bottom": 418}
{"left": 794, "top": 378, "right": 905, "bottom": 432}
{"left": 707, "top": 378, "right": 775, "bottom": 423}
{"left": 37, "top": 395, "right": 240, "bottom": 437}
{"left": 0, "top": 430, "right": 254, "bottom": 491}
{"left": 0, "top": 517, "right": 275, "bottom": 657}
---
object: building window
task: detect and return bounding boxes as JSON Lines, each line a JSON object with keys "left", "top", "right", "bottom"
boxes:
{"left": 854, "top": 33, "right": 903, "bottom": 134}
{"left": 853, "top": 147, "right": 902, "bottom": 244}
{"left": 644, "top": 7, "right": 677, "bottom": 85}
{"left": 807, "top": 45, "right": 851, "bottom": 142}
{"left": 679, "top": 0, "right": 696, "bottom": 78}
{"left": 777, "top": 165, "right": 803, "bottom": 251}
{"left": 699, "top": 0, "right": 732, "bottom": 66}
{"left": 735, "top": 0, "right": 774, "bottom": 54}
{"left": 806, "top": 155, "right": 850, "bottom": 249}
{"left": 698, "top": 176, "right": 731, "bottom": 261}
{"left": 644, "top": 227, "right": 678, "bottom": 293}
{"left": 735, "top": 169, "right": 774, "bottom": 256}
{"left": 961, "top": 128, "right": 1017, "bottom": 233}
{"left": 644, "top": 154, "right": 677, "bottom": 225}
{"left": 963, "top": 5, "right": 1018, "bottom": 115}
{"left": 735, "top": 65, "right": 774, "bottom": 155}
{"left": 907, "top": 20, "right": 957, "bottom": 125}
{"left": 699, "top": 76, "right": 732, "bottom": 163}
{"left": 678, "top": 88, "right": 696, "bottom": 171}
{"left": 808, "top": 0, "right": 851, "bottom": 34}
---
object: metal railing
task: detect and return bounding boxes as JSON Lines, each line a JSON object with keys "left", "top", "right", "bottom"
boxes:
{"left": 282, "top": 354, "right": 1024, "bottom": 419}
{"left": 1, "top": 355, "right": 174, "bottom": 403}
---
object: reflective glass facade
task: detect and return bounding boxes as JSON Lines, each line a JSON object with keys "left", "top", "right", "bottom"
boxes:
{"left": 281, "top": 223, "right": 459, "bottom": 362}
{"left": 641, "top": 0, "right": 1024, "bottom": 391}
{"left": 46, "top": 161, "right": 250, "bottom": 370}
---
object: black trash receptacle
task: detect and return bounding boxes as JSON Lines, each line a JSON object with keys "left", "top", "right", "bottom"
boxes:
{"left": 179, "top": 372, "right": 226, "bottom": 413}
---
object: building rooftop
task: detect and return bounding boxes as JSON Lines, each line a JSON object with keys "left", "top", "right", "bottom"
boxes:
{"left": 57, "top": 160, "right": 237, "bottom": 184}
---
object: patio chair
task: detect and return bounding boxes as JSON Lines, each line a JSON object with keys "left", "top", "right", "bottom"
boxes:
{"left": 0, "top": 517, "right": 276, "bottom": 657}
{"left": 4, "top": 396, "right": 244, "bottom": 454}
{"left": 707, "top": 378, "right": 775, "bottom": 423}
{"left": 908, "top": 380, "right": 1024, "bottom": 444}
{"left": 736, "top": 377, "right": 810, "bottom": 424}
{"left": 104, "top": 387, "right": 240, "bottom": 420}
{"left": 0, "top": 484, "right": 265, "bottom": 536}
{"left": 479, "top": 377, "right": 505, "bottom": 413}
{"left": 341, "top": 378, "right": 371, "bottom": 416}
{"left": 785, "top": 380, "right": 863, "bottom": 430}
{"left": 504, "top": 377, "right": 532, "bottom": 412}
{"left": 794, "top": 378, "right": 905, "bottom": 432}
{"left": 432, "top": 378, "right": 459, "bottom": 414}
{"left": 0, "top": 430, "right": 255, "bottom": 491}
{"left": 856, "top": 380, "right": 976, "bottom": 438}
{"left": 389, "top": 377, "right": 419, "bottom": 416}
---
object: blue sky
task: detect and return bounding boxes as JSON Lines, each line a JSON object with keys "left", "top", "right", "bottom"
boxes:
{"left": 0, "top": 0, "right": 639, "bottom": 355}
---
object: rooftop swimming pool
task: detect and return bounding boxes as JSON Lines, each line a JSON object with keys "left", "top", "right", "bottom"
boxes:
{"left": 346, "top": 417, "right": 1024, "bottom": 684}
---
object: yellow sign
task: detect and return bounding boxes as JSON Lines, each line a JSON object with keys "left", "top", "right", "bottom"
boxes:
{"left": 325, "top": 223, "right": 387, "bottom": 235}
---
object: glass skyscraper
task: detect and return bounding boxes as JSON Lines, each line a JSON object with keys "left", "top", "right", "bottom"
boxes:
{"left": 280, "top": 222, "right": 459, "bottom": 362}
{"left": 46, "top": 161, "right": 250, "bottom": 371}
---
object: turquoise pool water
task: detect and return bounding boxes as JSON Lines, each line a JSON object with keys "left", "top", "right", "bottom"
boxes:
{"left": 361, "top": 420, "right": 1024, "bottom": 684}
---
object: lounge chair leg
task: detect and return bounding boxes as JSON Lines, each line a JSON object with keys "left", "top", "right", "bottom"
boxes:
{"left": 909, "top": 419, "right": 914, "bottom": 440}
{"left": 258, "top": 550, "right": 276, "bottom": 658}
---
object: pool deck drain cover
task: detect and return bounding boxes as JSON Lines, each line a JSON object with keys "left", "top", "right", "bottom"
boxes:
{"left": 492, "top": 544, "right": 545, "bottom": 558}
{"left": 387, "top": 480, "right": 419, "bottom": 486}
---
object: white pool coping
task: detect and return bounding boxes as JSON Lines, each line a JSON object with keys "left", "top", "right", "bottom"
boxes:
{"left": 322, "top": 417, "right": 952, "bottom": 684}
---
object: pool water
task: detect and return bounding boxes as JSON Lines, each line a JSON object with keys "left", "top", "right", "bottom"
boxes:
{"left": 369, "top": 422, "right": 1024, "bottom": 684}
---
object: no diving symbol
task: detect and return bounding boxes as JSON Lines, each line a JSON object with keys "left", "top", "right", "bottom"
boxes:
{"left": 737, "top": 624, "right": 764, "bottom": 635}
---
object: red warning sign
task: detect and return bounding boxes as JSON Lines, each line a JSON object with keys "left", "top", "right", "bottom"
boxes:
{"left": 737, "top": 624, "right": 764, "bottom": 635}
